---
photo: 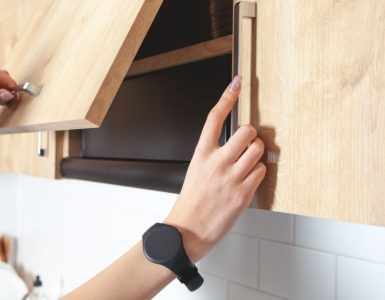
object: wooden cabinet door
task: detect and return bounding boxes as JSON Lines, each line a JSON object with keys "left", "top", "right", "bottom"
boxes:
{"left": 0, "top": 0, "right": 162, "bottom": 134}
{"left": 0, "top": 1, "right": 65, "bottom": 178}
{"left": 236, "top": 0, "right": 385, "bottom": 226}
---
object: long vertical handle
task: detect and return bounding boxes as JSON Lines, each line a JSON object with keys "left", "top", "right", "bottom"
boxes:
{"left": 231, "top": 1, "right": 256, "bottom": 135}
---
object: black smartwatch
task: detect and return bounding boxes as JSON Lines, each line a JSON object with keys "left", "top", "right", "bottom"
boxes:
{"left": 142, "top": 223, "right": 204, "bottom": 291}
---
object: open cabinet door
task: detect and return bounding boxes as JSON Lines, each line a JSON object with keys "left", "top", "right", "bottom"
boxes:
{"left": 0, "top": 0, "right": 66, "bottom": 178}
{"left": 235, "top": 0, "right": 385, "bottom": 226}
{"left": 0, "top": 0, "right": 162, "bottom": 133}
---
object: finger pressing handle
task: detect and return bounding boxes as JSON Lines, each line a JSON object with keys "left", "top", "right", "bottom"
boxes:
{"left": 231, "top": 1, "right": 256, "bottom": 135}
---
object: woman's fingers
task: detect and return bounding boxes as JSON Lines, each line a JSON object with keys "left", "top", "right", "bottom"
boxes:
{"left": 0, "top": 89, "right": 15, "bottom": 104}
{"left": 233, "top": 137, "right": 264, "bottom": 180}
{"left": 197, "top": 76, "right": 241, "bottom": 151}
{"left": 242, "top": 162, "right": 266, "bottom": 200}
{"left": 0, "top": 71, "right": 17, "bottom": 89}
{"left": 0, "top": 71, "right": 18, "bottom": 104}
{"left": 223, "top": 125, "right": 257, "bottom": 162}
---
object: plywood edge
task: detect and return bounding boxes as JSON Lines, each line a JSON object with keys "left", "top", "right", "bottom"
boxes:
{"left": 127, "top": 35, "right": 233, "bottom": 77}
{"left": 0, "top": 118, "right": 97, "bottom": 134}
{"left": 85, "top": 0, "right": 163, "bottom": 127}
{"left": 62, "top": 130, "right": 82, "bottom": 158}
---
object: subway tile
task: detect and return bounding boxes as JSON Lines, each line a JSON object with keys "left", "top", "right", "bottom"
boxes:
{"left": 295, "top": 215, "right": 385, "bottom": 263}
{"left": 200, "top": 233, "right": 258, "bottom": 288}
{"left": 337, "top": 257, "right": 385, "bottom": 300}
{"left": 260, "top": 240, "right": 335, "bottom": 300}
{"left": 155, "top": 273, "right": 227, "bottom": 300}
{"left": 231, "top": 209, "right": 294, "bottom": 243}
{"left": 18, "top": 175, "right": 177, "bottom": 219}
{"left": 0, "top": 173, "right": 18, "bottom": 235}
{"left": 229, "top": 282, "right": 285, "bottom": 300}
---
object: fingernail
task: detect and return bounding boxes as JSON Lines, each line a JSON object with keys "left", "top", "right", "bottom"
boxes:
{"left": 0, "top": 90, "right": 14, "bottom": 102}
{"left": 228, "top": 75, "right": 242, "bottom": 92}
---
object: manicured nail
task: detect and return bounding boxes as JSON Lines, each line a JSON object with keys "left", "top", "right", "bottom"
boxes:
{"left": 0, "top": 90, "right": 14, "bottom": 103}
{"left": 228, "top": 75, "right": 242, "bottom": 92}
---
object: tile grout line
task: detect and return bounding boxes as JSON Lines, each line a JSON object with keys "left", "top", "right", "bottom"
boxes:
{"left": 231, "top": 232, "right": 385, "bottom": 266}
{"left": 205, "top": 271, "right": 287, "bottom": 300}
{"left": 257, "top": 238, "right": 261, "bottom": 290}
{"left": 335, "top": 255, "right": 338, "bottom": 300}
{"left": 201, "top": 270, "right": 258, "bottom": 291}
{"left": 293, "top": 215, "right": 297, "bottom": 244}
{"left": 226, "top": 280, "right": 230, "bottom": 300}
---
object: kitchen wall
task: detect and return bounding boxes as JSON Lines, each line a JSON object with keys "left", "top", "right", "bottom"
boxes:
{"left": 1, "top": 172, "right": 385, "bottom": 300}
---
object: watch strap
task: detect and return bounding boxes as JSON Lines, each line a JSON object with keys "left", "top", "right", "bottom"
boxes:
{"left": 142, "top": 223, "right": 204, "bottom": 291}
{"left": 176, "top": 261, "right": 204, "bottom": 291}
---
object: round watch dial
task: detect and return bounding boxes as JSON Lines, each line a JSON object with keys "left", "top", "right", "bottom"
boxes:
{"left": 144, "top": 226, "right": 181, "bottom": 261}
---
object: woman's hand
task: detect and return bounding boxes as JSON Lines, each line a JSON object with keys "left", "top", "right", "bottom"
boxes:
{"left": 165, "top": 75, "right": 266, "bottom": 262}
{"left": 0, "top": 70, "right": 17, "bottom": 105}
{"left": 63, "top": 76, "right": 267, "bottom": 300}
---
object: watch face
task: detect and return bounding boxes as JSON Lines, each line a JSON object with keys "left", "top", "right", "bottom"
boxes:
{"left": 144, "top": 225, "right": 181, "bottom": 262}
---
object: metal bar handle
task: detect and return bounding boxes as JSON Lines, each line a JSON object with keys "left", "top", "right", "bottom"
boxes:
{"left": 37, "top": 131, "right": 46, "bottom": 156}
{"left": 231, "top": 1, "right": 256, "bottom": 135}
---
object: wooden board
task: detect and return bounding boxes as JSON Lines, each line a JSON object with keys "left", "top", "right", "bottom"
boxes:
{"left": 0, "top": 1, "right": 52, "bottom": 66}
{"left": 0, "top": 131, "right": 64, "bottom": 178}
{"left": 0, "top": 0, "right": 64, "bottom": 179}
{"left": 127, "top": 35, "right": 232, "bottom": 77}
{"left": 235, "top": 0, "right": 385, "bottom": 226}
{"left": 0, "top": 0, "right": 162, "bottom": 133}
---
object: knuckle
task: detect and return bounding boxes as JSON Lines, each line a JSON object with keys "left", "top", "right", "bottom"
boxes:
{"left": 207, "top": 109, "right": 220, "bottom": 122}
{"left": 258, "top": 162, "right": 267, "bottom": 174}
{"left": 254, "top": 162, "right": 267, "bottom": 179}
{"left": 240, "top": 124, "right": 257, "bottom": 138}
{"left": 221, "top": 90, "right": 236, "bottom": 102}
{"left": 252, "top": 138, "right": 265, "bottom": 154}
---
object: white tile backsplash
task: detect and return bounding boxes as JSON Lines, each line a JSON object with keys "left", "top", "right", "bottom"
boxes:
{"left": 229, "top": 283, "right": 286, "bottom": 300}
{"left": 0, "top": 173, "right": 18, "bottom": 236}
{"left": 231, "top": 209, "right": 294, "bottom": 243}
{"left": 2, "top": 172, "right": 385, "bottom": 300}
{"left": 295, "top": 215, "right": 385, "bottom": 263}
{"left": 337, "top": 257, "right": 385, "bottom": 300}
{"left": 200, "top": 233, "right": 259, "bottom": 288}
{"left": 155, "top": 273, "right": 227, "bottom": 300}
{"left": 259, "top": 240, "right": 336, "bottom": 300}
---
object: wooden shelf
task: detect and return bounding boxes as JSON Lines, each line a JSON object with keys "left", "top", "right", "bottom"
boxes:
{"left": 127, "top": 35, "right": 232, "bottom": 77}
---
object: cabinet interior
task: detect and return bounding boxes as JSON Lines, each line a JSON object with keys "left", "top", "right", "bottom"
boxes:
{"left": 64, "top": 0, "right": 234, "bottom": 161}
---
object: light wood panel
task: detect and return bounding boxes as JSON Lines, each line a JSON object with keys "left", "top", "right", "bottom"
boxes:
{"left": 0, "top": 1, "right": 51, "bottom": 68}
{"left": 0, "top": 0, "right": 162, "bottom": 134}
{"left": 236, "top": 0, "right": 385, "bottom": 226}
{"left": 62, "top": 130, "right": 82, "bottom": 158}
{"left": 0, "top": 0, "right": 64, "bottom": 179}
{"left": 0, "top": 131, "right": 64, "bottom": 178}
{"left": 127, "top": 35, "right": 232, "bottom": 77}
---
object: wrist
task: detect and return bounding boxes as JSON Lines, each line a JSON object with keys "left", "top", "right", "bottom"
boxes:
{"left": 163, "top": 217, "right": 206, "bottom": 263}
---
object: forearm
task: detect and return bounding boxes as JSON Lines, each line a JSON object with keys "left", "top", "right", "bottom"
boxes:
{"left": 61, "top": 75, "right": 266, "bottom": 299}
{"left": 62, "top": 241, "right": 175, "bottom": 300}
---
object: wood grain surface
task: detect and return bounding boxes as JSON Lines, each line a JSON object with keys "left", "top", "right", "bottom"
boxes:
{"left": 127, "top": 35, "right": 232, "bottom": 77}
{"left": 0, "top": 131, "right": 64, "bottom": 178}
{"left": 0, "top": 0, "right": 162, "bottom": 133}
{"left": 0, "top": 1, "right": 64, "bottom": 179}
{"left": 235, "top": 0, "right": 385, "bottom": 226}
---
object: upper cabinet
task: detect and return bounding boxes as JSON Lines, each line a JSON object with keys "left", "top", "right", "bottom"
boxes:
{"left": 0, "top": 0, "right": 162, "bottom": 133}
{"left": 1, "top": 0, "right": 385, "bottom": 227}
{"left": 234, "top": 0, "right": 385, "bottom": 226}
